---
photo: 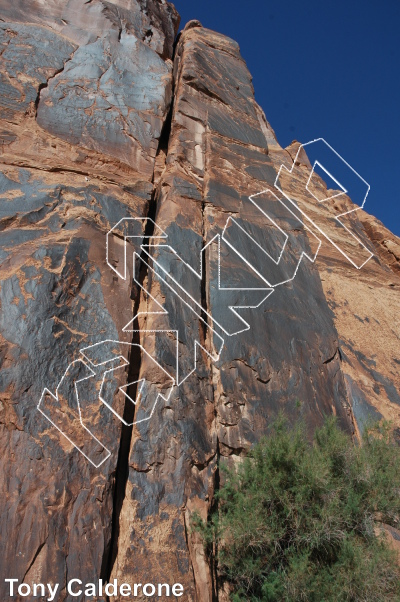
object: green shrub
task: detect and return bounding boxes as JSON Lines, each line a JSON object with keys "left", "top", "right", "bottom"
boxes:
{"left": 193, "top": 416, "right": 400, "bottom": 601}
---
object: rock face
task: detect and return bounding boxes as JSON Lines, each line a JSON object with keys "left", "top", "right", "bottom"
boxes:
{"left": 0, "top": 1, "right": 179, "bottom": 598}
{"left": 0, "top": 3, "right": 399, "bottom": 601}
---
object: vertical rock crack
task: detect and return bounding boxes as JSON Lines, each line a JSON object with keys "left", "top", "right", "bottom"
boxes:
{"left": 101, "top": 47, "right": 176, "bottom": 593}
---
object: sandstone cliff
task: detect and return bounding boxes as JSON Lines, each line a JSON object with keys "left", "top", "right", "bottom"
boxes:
{"left": 0, "top": 3, "right": 399, "bottom": 601}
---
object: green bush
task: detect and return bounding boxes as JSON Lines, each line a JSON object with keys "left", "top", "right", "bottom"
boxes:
{"left": 193, "top": 416, "right": 400, "bottom": 601}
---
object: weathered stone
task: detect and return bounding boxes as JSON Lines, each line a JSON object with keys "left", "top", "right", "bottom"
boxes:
{"left": 0, "top": 23, "right": 76, "bottom": 120}
{"left": 107, "top": 24, "right": 357, "bottom": 599}
{"left": 0, "top": 0, "right": 180, "bottom": 58}
{"left": 0, "top": 1, "right": 179, "bottom": 599}
{"left": 0, "top": 4, "right": 399, "bottom": 601}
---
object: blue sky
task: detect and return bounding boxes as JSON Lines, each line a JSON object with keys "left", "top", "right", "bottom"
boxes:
{"left": 173, "top": 0, "right": 400, "bottom": 237}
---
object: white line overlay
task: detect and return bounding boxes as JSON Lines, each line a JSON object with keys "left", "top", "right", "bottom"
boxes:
{"left": 38, "top": 138, "right": 373, "bottom": 466}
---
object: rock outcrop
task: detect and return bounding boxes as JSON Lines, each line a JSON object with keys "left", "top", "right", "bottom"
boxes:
{"left": 0, "top": 0, "right": 179, "bottom": 597}
{"left": 0, "top": 3, "right": 399, "bottom": 601}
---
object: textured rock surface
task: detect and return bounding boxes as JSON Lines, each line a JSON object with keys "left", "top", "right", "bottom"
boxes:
{"left": 0, "top": 3, "right": 399, "bottom": 601}
{"left": 0, "top": 1, "right": 179, "bottom": 599}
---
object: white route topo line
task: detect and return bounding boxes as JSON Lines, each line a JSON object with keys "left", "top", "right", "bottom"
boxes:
{"left": 38, "top": 139, "right": 373, "bottom": 466}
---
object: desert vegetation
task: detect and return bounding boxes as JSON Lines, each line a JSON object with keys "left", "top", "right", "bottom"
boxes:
{"left": 194, "top": 416, "right": 400, "bottom": 601}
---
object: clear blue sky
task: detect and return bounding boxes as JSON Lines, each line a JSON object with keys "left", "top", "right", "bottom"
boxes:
{"left": 173, "top": 0, "right": 400, "bottom": 237}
